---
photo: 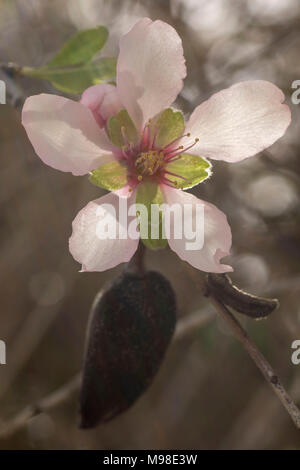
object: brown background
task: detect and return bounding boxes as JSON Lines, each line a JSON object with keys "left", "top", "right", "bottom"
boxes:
{"left": 0, "top": 0, "right": 299, "bottom": 449}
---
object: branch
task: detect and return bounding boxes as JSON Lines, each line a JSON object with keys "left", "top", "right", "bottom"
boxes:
{"left": 182, "top": 263, "right": 300, "bottom": 429}
{"left": 209, "top": 295, "right": 300, "bottom": 429}
{"left": 0, "top": 257, "right": 79, "bottom": 403}
{"left": 0, "top": 63, "right": 25, "bottom": 108}
{"left": 0, "top": 373, "right": 81, "bottom": 440}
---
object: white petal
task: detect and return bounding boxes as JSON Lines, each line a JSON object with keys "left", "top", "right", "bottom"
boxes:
{"left": 69, "top": 192, "right": 139, "bottom": 272}
{"left": 185, "top": 81, "right": 291, "bottom": 163}
{"left": 81, "top": 84, "right": 123, "bottom": 126}
{"left": 162, "top": 186, "right": 233, "bottom": 273}
{"left": 22, "top": 94, "right": 115, "bottom": 175}
{"left": 116, "top": 18, "right": 186, "bottom": 130}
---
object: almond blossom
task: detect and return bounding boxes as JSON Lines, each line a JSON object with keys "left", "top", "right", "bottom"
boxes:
{"left": 22, "top": 18, "right": 291, "bottom": 273}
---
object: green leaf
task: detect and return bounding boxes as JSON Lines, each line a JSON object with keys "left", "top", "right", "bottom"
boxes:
{"left": 136, "top": 182, "right": 167, "bottom": 250}
{"left": 48, "top": 26, "right": 108, "bottom": 67}
{"left": 89, "top": 160, "right": 128, "bottom": 191}
{"left": 22, "top": 58, "right": 116, "bottom": 94}
{"left": 21, "top": 26, "right": 113, "bottom": 94}
{"left": 154, "top": 108, "right": 185, "bottom": 148}
{"left": 107, "top": 109, "right": 138, "bottom": 148}
{"left": 165, "top": 153, "right": 211, "bottom": 189}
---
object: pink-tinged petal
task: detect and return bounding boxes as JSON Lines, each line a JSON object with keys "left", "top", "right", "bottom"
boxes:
{"left": 81, "top": 84, "right": 123, "bottom": 127}
{"left": 185, "top": 81, "right": 291, "bottom": 163}
{"left": 69, "top": 191, "right": 139, "bottom": 272}
{"left": 116, "top": 18, "right": 186, "bottom": 130}
{"left": 113, "top": 184, "right": 136, "bottom": 199}
{"left": 22, "top": 94, "right": 116, "bottom": 175}
{"left": 162, "top": 186, "right": 232, "bottom": 273}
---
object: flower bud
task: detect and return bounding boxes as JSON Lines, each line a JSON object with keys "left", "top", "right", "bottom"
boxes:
{"left": 80, "top": 84, "right": 123, "bottom": 127}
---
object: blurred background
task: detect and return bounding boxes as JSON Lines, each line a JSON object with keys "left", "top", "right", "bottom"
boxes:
{"left": 0, "top": 0, "right": 300, "bottom": 450}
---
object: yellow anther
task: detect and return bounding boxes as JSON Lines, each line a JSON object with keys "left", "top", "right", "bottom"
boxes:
{"left": 138, "top": 175, "right": 143, "bottom": 181}
{"left": 135, "top": 150, "right": 165, "bottom": 176}
{"left": 195, "top": 138, "right": 199, "bottom": 142}
{"left": 187, "top": 133, "right": 191, "bottom": 137}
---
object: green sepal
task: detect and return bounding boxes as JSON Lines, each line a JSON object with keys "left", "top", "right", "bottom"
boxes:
{"left": 165, "top": 153, "right": 211, "bottom": 189}
{"left": 153, "top": 108, "right": 185, "bottom": 149}
{"left": 107, "top": 109, "right": 138, "bottom": 148}
{"left": 89, "top": 160, "right": 128, "bottom": 191}
{"left": 136, "top": 182, "right": 167, "bottom": 250}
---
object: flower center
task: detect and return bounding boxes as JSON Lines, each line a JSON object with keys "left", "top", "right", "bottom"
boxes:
{"left": 134, "top": 150, "right": 165, "bottom": 176}
{"left": 117, "top": 117, "right": 200, "bottom": 188}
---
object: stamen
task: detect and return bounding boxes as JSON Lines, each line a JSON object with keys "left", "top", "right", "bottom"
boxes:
{"left": 160, "top": 176, "right": 178, "bottom": 188}
{"left": 150, "top": 123, "right": 159, "bottom": 149}
{"left": 121, "top": 145, "right": 130, "bottom": 159}
{"left": 121, "top": 126, "right": 130, "bottom": 147}
{"left": 164, "top": 170, "right": 191, "bottom": 183}
{"left": 164, "top": 145, "right": 184, "bottom": 157}
{"left": 165, "top": 155, "right": 182, "bottom": 163}
{"left": 152, "top": 152, "right": 164, "bottom": 174}
{"left": 140, "top": 124, "right": 150, "bottom": 151}
{"left": 163, "top": 132, "right": 192, "bottom": 153}
{"left": 165, "top": 138, "right": 199, "bottom": 161}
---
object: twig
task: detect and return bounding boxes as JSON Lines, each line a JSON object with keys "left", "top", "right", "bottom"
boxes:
{"left": 0, "top": 257, "right": 77, "bottom": 402}
{"left": 220, "top": 374, "right": 300, "bottom": 449}
{"left": 209, "top": 295, "right": 300, "bottom": 429}
{"left": 0, "top": 65, "right": 25, "bottom": 108}
{"left": 0, "top": 373, "right": 81, "bottom": 440}
{"left": 182, "top": 262, "right": 300, "bottom": 430}
{"left": 0, "top": 308, "right": 214, "bottom": 440}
